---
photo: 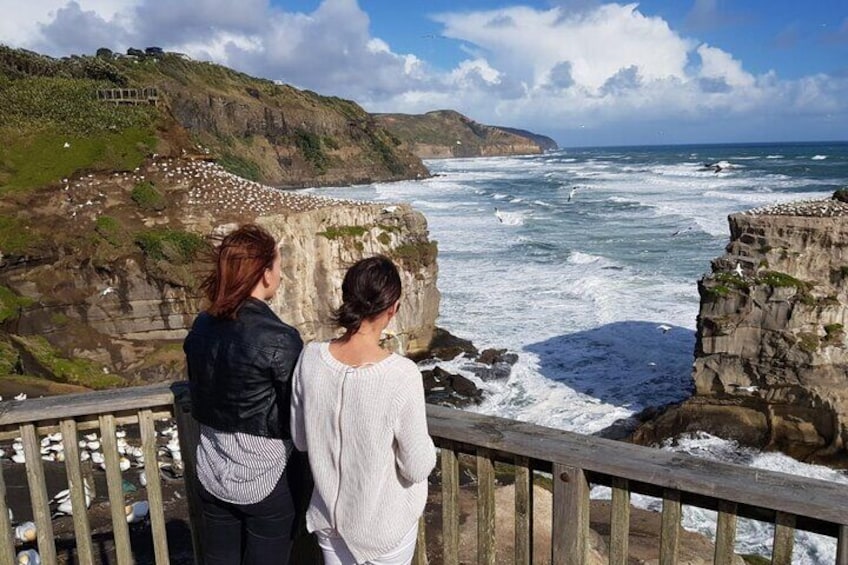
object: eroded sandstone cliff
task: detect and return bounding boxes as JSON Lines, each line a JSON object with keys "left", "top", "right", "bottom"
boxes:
{"left": 0, "top": 157, "right": 439, "bottom": 390}
{"left": 635, "top": 197, "right": 848, "bottom": 464}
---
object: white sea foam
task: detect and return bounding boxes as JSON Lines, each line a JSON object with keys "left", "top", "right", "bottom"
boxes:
{"left": 313, "top": 145, "right": 846, "bottom": 564}
{"left": 812, "top": 155, "right": 828, "bottom": 160}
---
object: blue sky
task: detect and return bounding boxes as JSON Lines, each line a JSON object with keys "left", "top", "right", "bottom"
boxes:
{"left": 1, "top": 0, "right": 846, "bottom": 147}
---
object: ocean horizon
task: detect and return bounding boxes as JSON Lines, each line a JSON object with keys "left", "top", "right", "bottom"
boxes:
{"left": 310, "top": 140, "right": 848, "bottom": 563}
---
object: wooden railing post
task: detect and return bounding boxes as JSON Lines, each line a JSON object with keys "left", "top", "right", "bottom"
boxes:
{"left": 659, "top": 489, "right": 681, "bottom": 565}
{"left": 100, "top": 414, "right": 133, "bottom": 565}
{"left": 714, "top": 500, "right": 738, "bottom": 565}
{"left": 772, "top": 511, "right": 796, "bottom": 565}
{"left": 552, "top": 463, "right": 589, "bottom": 565}
{"left": 837, "top": 524, "right": 848, "bottom": 565}
{"left": 0, "top": 461, "right": 15, "bottom": 563}
{"left": 514, "top": 456, "right": 532, "bottom": 565}
{"left": 21, "top": 423, "right": 57, "bottom": 564}
{"left": 610, "top": 477, "right": 630, "bottom": 565}
{"left": 172, "top": 382, "right": 205, "bottom": 565}
{"left": 477, "top": 448, "right": 496, "bottom": 565}
{"left": 139, "top": 409, "right": 170, "bottom": 564}
{"left": 59, "top": 418, "right": 95, "bottom": 564}
{"left": 440, "top": 442, "right": 460, "bottom": 565}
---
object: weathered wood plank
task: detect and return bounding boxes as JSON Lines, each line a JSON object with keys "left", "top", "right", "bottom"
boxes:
{"left": 514, "top": 456, "right": 532, "bottom": 565}
{"left": 100, "top": 414, "right": 133, "bottom": 565}
{"left": 477, "top": 448, "right": 496, "bottom": 565}
{"left": 139, "top": 408, "right": 170, "bottom": 564}
{"left": 172, "top": 385, "right": 204, "bottom": 565}
{"left": 659, "top": 489, "right": 681, "bottom": 565}
{"left": 610, "top": 476, "right": 630, "bottom": 565}
{"left": 426, "top": 405, "right": 848, "bottom": 525}
{"left": 0, "top": 460, "right": 16, "bottom": 564}
{"left": 21, "top": 423, "right": 57, "bottom": 564}
{"left": 714, "top": 500, "right": 738, "bottom": 565}
{"left": 771, "top": 511, "right": 796, "bottom": 565}
{"left": 412, "top": 515, "right": 427, "bottom": 565}
{"left": 552, "top": 464, "right": 589, "bottom": 565}
{"left": 59, "top": 419, "right": 95, "bottom": 565}
{"left": 0, "top": 383, "right": 174, "bottom": 426}
{"left": 837, "top": 524, "right": 848, "bottom": 565}
{"left": 440, "top": 442, "right": 460, "bottom": 565}
{"left": 0, "top": 410, "right": 172, "bottom": 442}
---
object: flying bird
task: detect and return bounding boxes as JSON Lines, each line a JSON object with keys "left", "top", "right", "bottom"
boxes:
{"left": 733, "top": 262, "right": 744, "bottom": 277}
{"left": 567, "top": 187, "right": 578, "bottom": 202}
{"left": 657, "top": 324, "right": 672, "bottom": 334}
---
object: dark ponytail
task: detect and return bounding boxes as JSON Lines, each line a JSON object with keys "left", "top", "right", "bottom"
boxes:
{"left": 333, "top": 255, "right": 402, "bottom": 339}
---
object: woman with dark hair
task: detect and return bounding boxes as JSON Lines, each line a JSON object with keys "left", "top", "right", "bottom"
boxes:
{"left": 291, "top": 255, "right": 436, "bottom": 565}
{"left": 184, "top": 224, "right": 303, "bottom": 565}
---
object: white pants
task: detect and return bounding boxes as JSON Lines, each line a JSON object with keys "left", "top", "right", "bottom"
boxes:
{"left": 315, "top": 522, "right": 418, "bottom": 565}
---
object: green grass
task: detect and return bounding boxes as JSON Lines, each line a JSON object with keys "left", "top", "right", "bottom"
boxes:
{"left": 130, "top": 181, "right": 166, "bottom": 211}
{"left": 94, "top": 215, "right": 129, "bottom": 247}
{"left": 317, "top": 225, "right": 368, "bottom": 240}
{"left": 10, "top": 335, "right": 124, "bottom": 389}
{"left": 797, "top": 332, "right": 821, "bottom": 353}
{"left": 0, "top": 126, "right": 155, "bottom": 193}
{"left": 218, "top": 153, "right": 261, "bottom": 181}
{"left": 0, "top": 216, "right": 37, "bottom": 254}
{"left": 391, "top": 241, "right": 438, "bottom": 271}
{"left": 756, "top": 270, "right": 810, "bottom": 291}
{"left": 294, "top": 129, "right": 328, "bottom": 173}
{"left": 0, "top": 286, "right": 35, "bottom": 323}
{"left": 135, "top": 229, "right": 206, "bottom": 263}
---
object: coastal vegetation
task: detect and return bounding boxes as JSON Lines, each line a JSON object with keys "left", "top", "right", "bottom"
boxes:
{"left": 9, "top": 335, "right": 124, "bottom": 389}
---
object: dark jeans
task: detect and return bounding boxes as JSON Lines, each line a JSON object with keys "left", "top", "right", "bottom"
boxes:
{"left": 199, "top": 470, "right": 296, "bottom": 565}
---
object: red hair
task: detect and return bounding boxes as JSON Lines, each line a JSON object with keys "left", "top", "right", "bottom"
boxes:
{"left": 200, "top": 224, "right": 277, "bottom": 319}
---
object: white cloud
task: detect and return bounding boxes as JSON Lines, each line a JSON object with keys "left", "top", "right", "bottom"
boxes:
{"left": 0, "top": 0, "right": 844, "bottom": 144}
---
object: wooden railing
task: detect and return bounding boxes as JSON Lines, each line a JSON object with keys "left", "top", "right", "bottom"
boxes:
{"left": 0, "top": 383, "right": 846, "bottom": 564}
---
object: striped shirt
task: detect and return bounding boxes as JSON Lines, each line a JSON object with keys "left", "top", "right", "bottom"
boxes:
{"left": 196, "top": 424, "right": 291, "bottom": 505}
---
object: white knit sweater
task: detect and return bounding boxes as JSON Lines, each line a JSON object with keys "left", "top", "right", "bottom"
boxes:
{"left": 290, "top": 341, "right": 436, "bottom": 563}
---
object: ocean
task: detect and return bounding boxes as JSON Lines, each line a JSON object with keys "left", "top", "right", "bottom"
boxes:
{"left": 308, "top": 141, "right": 848, "bottom": 563}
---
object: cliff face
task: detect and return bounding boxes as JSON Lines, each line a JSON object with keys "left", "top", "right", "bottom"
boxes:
{"left": 374, "top": 110, "right": 557, "bottom": 159}
{"left": 0, "top": 158, "right": 439, "bottom": 389}
{"left": 636, "top": 198, "right": 848, "bottom": 464}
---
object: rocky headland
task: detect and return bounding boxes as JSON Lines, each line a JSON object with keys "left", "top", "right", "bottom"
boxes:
{"left": 634, "top": 194, "right": 848, "bottom": 467}
{"left": 374, "top": 110, "right": 557, "bottom": 159}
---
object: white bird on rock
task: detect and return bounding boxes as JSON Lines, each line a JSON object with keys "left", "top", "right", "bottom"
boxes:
{"left": 733, "top": 262, "right": 744, "bottom": 277}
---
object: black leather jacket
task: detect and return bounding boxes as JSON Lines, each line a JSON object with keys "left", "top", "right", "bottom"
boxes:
{"left": 184, "top": 298, "right": 303, "bottom": 439}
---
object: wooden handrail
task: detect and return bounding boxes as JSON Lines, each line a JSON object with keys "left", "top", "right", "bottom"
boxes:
{"left": 426, "top": 404, "right": 848, "bottom": 526}
{"left": 0, "top": 383, "right": 846, "bottom": 564}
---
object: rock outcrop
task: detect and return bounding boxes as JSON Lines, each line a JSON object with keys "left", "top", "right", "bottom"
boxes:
{"left": 0, "top": 157, "right": 439, "bottom": 388}
{"left": 374, "top": 110, "right": 557, "bottom": 159}
{"left": 635, "top": 197, "right": 848, "bottom": 465}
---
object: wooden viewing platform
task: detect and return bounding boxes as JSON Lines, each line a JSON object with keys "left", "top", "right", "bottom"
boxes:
{"left": 96, "top": 88, "right": 159, "bottom": 106}
{"left": 0, "top": 382, "right": 845, "bottom": 564}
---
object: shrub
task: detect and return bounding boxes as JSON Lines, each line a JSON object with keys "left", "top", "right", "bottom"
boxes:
{"left": 218, "top": 153, "right": 260, "bottom": 181}
{"left": 317, "top": 225, "right": 367, "bottom": 240}
{"left": 130, "top": 181, "right": 166, "bottom": 211}
{"left": 135, "top": 229, "right": 205, "bottom": 263}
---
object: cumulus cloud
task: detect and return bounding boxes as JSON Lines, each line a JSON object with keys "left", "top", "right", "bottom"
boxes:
{"left": 0, "top": 0, "right": 845, "bottom": 144}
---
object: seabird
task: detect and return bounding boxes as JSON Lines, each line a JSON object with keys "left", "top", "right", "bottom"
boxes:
{"left": 733, "top": 262, "right": 744, "bottom": 277}
{"left": 657, "top": 324, "right": 672, "bottom": 334}
{"left": 494, "top": 208, "right": 504, "bottom": 223}
{"left": 568, "top": 187, "right": 578, "bottom": 202}
{"left": 99, "top": 286, "right": 116, "bottom": 297}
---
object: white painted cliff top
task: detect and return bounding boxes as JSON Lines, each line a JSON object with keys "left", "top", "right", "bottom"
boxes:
{"left": 743, "top": 198, "right": 848, "bottom": 218}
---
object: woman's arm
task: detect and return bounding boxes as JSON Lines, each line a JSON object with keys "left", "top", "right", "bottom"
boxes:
{"left": 394, "top": 367, "right": 436, "bottom": 483}
{"left": 289, "top": 352, "right": 308, "bottom": 452}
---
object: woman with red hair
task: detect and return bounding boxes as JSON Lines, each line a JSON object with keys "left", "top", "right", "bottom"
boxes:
{"left": 184, "top": 224, "right": 303, "bottom": 565}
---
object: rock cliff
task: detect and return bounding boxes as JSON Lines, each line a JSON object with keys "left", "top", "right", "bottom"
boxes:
{"left": 0, "top": 158, "right": 439, "bottom": 389}
{"left": 634, "top": 197, "right": 848, "bottom": 465}
{"left": 374, "top": 110, "right": 557, "bottom": 159}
